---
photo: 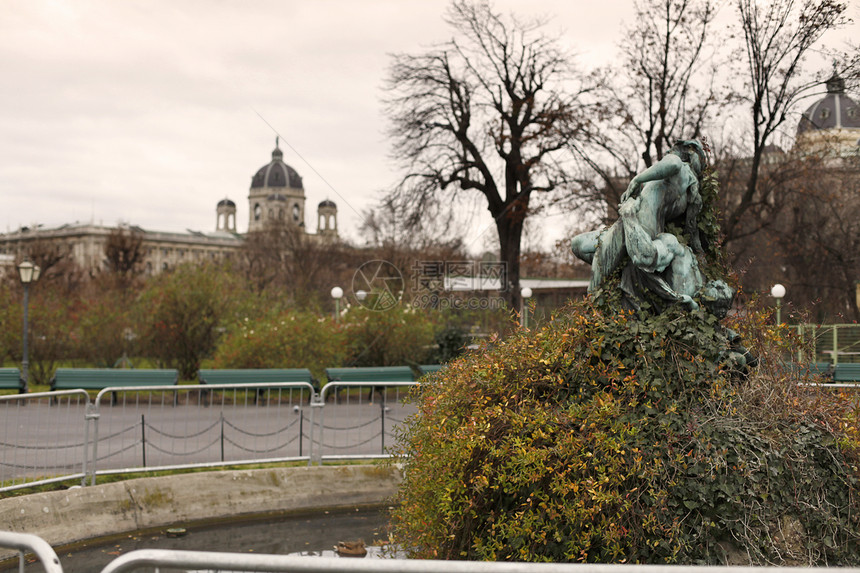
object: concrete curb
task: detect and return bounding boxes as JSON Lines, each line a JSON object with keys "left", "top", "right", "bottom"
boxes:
{"left": 0, "top": 465, "right": 401, "bottom": 559}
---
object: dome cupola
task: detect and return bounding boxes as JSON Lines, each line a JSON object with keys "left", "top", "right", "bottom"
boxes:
{"left": 248, "top": 137, "right": 307, "bottom": 233}
{"left": 797, "top": 70, "right": 860, "bottom": 144}
{"left": 250, "top": 138, "right": 304, "bottom": 190}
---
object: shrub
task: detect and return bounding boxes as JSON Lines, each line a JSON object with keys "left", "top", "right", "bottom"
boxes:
{"left": 390, "top": 297, "right": 860, "bottom": 564}
{"left": 212, "top": 309, "right": 348, "bottom": 380}
{"left": 340, "top": 304, "right": 440, "bottom": 368}
{"left": 134, "top": 264, "right": 243, "bottom": 380}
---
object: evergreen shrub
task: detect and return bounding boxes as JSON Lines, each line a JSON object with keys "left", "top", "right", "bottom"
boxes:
{"left": 391, "top": 296, "right": 860, "bottom": 564}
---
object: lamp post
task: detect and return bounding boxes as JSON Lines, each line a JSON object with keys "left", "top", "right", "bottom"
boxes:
{"left": 521, "top": 287, "right": 533, "bottom": 330}
{"left": 18, "top": 260, "right": 41, "bottom": 390}
{"left": 356, "top": 290, "right": 367, "bottom": 306}
{"left": 771, "top": 283, "right": 786, "bottom": 325}
{"left": 331, "top": 286, "right": 343, "bottom": 322}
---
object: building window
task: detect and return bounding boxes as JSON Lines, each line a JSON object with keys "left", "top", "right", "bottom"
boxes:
{"left": 820, "top": 108, "right": 830, "bottom": 119}
{"left": 254, "top": 203, "right": 262, "bottom": 221}
{"left": 292, "top": 204, "right": 300, "bottom": 221}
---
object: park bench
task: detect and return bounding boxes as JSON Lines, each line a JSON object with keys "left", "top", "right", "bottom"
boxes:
{"left": 50, "top": 368, "right": 179, "bottom": 404}
{"left": 324, "top": 366, "right": 415, "bottom": 403}
{"left": 197, "top": 368, "right": 318, "bottom": 403}
{"left": 778, "top": 361, "right": 832, "bottom": 380}
{"left": 833, "top": 363, "right": 860, "bottom": 383}
{"left": 418, "top": 364, "right": 444, "bottom": 377}
{"left": 0, "top": 368, "right": 26, "bottom": 394}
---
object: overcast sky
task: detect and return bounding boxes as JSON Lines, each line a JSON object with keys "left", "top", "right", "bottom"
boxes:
{"left": 1, "top": 0, "right": 857, "bottom": 254}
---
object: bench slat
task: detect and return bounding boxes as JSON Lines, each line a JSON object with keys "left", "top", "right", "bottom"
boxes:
{"left": 198, "top": 369, "right": 315, "bottom": 386}
{"left": 834, "top": 363, "right": 860, "bottom": 382}
{"left": 51, "top": 368, "right": 178, "bottom": 391}
{"left": 325, "top": 366, "right": 414, "bottom": 383}
{"left": 0, "top": 368, "right": 25, "bottom": 393}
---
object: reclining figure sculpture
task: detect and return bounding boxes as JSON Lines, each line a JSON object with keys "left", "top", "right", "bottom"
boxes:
{"left": 571, "top": 139, "right": 720, "bottom": 312}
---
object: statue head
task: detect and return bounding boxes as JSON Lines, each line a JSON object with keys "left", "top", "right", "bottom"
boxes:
{"left": 698, "top": 279, "right": 734, "bottom": 319}
{"left": 671, "top": 140, "right": 707, "bottom": 177}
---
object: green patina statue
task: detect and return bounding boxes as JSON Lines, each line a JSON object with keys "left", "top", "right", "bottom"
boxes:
{"left": 572, "top": 139, "right": 756, "bottom": 372}
{"left": 571, "top": 139, "right": 728, "bottom": 313}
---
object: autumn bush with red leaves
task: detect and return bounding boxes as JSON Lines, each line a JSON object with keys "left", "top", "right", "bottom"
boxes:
{"left": 390, "top": 295, "right": 860, "bottom": 564}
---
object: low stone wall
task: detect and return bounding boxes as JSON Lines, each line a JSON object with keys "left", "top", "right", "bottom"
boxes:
{"left": 0, "top": 465, "right": 401, "bottom": 559}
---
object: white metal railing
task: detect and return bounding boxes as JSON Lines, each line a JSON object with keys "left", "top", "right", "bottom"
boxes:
{"left": 0, "top": 531, "right": 63, "bottom": 573}
{"left": 0, "top": 389, "right": 91, "bottom": 491}
{"left": 312, "top": 382, "right": 417, "bottom": 465}
{"left": 95, "top": 548, "right": 860, "bottom": 573}
{"left": 0, "top": 382, "right": 418, "bottom": 492}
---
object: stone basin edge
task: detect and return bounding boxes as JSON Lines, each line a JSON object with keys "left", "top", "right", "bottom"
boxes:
{"left": 0, "top": 464, "right": 402, "bottom": 560}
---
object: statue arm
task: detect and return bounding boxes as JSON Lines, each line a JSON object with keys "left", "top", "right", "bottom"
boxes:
{"left": 620, "top": 154, "right": 684, "bottom": 204}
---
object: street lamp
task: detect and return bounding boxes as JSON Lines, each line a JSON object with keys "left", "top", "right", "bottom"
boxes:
{"left": 356, "top": 290, "right": 367, "bottom": 303}
{"left": 331, "top": 286, "right": 343, "bottom": 322}
{"left": 521, "top": 287, "right": 533, "bottom": 330}
{"left": 18, "top": 260, "right": 41, "bottom": 390}
{"left": 771, "top": 283, "right": 786, "bottom": 325}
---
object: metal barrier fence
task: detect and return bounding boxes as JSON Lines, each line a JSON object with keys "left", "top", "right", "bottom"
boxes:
{"left": 0, "top": 382, "right": 419, "bottom": 493}
{"left": 799, "top": 324, "right": 860, "bottom": 364}
{"left": 46, "top": 546, "right": 860, "bottom": 573}
{"left": 312, "top": 382, "right": 417, "bottom": 465}
{"left": 0, "top": 390, "right": 92, "bottom": 491}
{"left": 7, "top": 531, "right": 860, "bottom": 573}
{"left": 0, "top": 531, "right": 63, "bottom": 573}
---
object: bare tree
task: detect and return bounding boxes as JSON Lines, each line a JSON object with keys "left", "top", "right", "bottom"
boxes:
{"left": 603, "top": 0, "right": 719, "bottom": 167}
{"left": 727, "top": 144, "right": 860, "bottom": 322}
{"left": 564, "top": 0, "right": 724, "bottom": 233}
{"left": 723, "top": 0, "right": 854, "bottom": 245}
{"left": 104, "top": 226, "right": 145, "bottom": 282}
{"left": 383, "top": 0, "right": 591, "bottom": 310}
{"left": 241, "top": 223, "right": 350, "bottom": 305}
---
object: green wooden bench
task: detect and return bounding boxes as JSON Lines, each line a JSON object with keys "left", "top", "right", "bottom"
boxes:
{"left": 51, "top": 368, "right": 179, "bottom": 403}
{"left": 324, "top": 366, "right": 415, "bottom": 402}
{"left": 197, "top": 368, "right": 318, "bottom": 403}
{"left": 833, "top": 363, "right": 860, "bottom": 383}
{"left": 0, "top": 368, "right": 26, "bottom": 394}
{"left": 418, "top": 364, "right": 444, "bottom": 377}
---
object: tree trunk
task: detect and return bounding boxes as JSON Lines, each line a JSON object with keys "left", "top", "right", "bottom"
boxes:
{"left": 497, "top": 216, "right": 524, "bottom": 316}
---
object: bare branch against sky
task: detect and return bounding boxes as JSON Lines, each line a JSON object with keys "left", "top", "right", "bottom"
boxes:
{"left": 1, "top": 0, "right": 856, "bottom": 251}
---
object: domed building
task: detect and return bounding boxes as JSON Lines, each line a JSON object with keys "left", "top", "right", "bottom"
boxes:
{"left": 248, "top": 138, "right": 307, "bottom": 232}
{"left": 246, "top": 138, "right": 338, "bottom": 238}
{"left": 796, "top": 71, "right": 860, "bottom": 153}
{"left": 0, "top": 139, "right": 339, "bottom": 276}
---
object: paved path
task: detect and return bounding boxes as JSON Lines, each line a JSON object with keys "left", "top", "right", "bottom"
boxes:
{"left": 0, "top": 389, "right": 416, "bottom": 485}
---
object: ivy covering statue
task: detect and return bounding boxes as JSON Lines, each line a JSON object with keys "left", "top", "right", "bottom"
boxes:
{"left": 389, "top": 138, "right": 860, "bottom": 563}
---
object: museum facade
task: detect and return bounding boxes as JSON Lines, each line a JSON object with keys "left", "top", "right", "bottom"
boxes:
{"left": 0, "top": 140, "right": 338, "bottom": 275}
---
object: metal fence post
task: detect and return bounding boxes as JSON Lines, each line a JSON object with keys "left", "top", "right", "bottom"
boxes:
{"left": 141, "top": 415, "right": 146, "bottom": 468}
{"left": 381, "top": 401, "right": 386, "bottom": 455}
{"left": 309, "top": 394, "right": 324, "bottom": 466}
{"left": 834, "top": 325, "right": 840, "bottom": 366}
{"left": 87, "top": 399, "right": 101, "bottom": 486}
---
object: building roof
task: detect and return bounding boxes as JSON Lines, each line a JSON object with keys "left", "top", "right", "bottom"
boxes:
{"left": 319, "top": 199, "right": 337, "bottom": 209}
{"left": 250, "top": 141, "right": 303, "bottom": 190}
{"left": 797, "top": 73, "right": 860, "bottom": 135}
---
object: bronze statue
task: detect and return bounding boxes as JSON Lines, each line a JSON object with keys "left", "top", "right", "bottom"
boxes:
{"left": 572, "top": 140, "right": 712, "bottom": 311}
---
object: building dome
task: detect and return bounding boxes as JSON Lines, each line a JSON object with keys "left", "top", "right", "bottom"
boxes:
{"left": 797, "top": 73, "right": 860, "bottom": 135}
{"left": 217, "top": 198, "right": 236, "bottom": 208}
{"left": 250, "top": 140, "right": 303, "bottom": 189}
{"left": 319, "top": 199, "right": 337, "bottom": 209}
